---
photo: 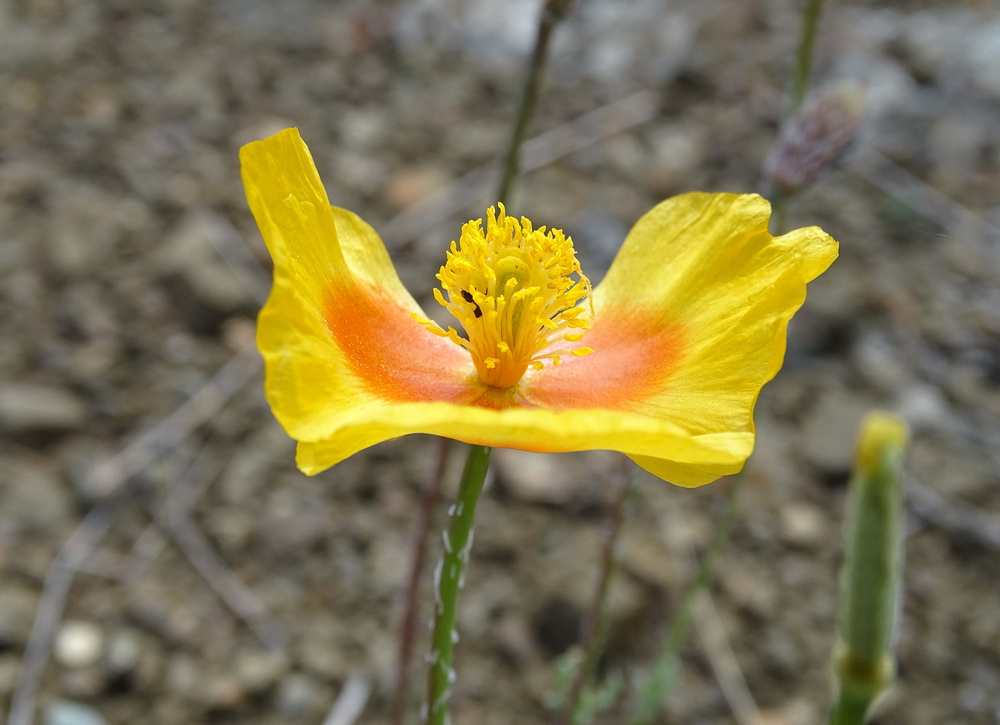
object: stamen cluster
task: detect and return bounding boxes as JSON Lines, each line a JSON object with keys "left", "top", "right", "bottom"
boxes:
{"left": 421, "top": 205, "right": 594, "bottom": 389}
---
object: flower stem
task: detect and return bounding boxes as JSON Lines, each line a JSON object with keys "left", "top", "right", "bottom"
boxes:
{"left": 769, "top": 0, "right": 825, "bottom": 236}
{"left": 790, "top": 0, "right": 825, "bottom": 113}
{"left": 630, "top": 475, "right": 745, "bottom": 725}
{"left": 425, "top": 444, "right": 492, "bottom": 725}
{"left": 496, "top": 0, "right": 575, "bottom": 205}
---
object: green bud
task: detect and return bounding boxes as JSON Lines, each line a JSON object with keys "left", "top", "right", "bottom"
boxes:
{"left": 831, "top": 412, "right": 908, "bottom": 724}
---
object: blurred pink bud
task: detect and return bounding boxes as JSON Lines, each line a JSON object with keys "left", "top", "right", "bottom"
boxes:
{"left": 765, "top": 83, "right": 865, "bottom": 196}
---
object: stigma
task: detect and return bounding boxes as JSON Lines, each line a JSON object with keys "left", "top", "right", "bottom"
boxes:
{"left": 421, "top": 204, "right": 594, "bottom": 389}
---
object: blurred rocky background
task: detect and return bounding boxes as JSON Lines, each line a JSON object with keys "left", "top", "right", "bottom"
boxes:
{"left": 1, "top": 0, "right": 999, "bottom": 723}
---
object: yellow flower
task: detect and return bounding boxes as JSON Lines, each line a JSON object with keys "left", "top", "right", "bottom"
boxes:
{"left": 241, "top": 128, "right": 837, "bottom": 487}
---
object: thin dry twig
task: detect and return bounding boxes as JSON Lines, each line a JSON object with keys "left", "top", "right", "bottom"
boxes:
{"left": 10, "top": 345, "right": 261, "bottom": 725}
{"left": 8, "top": 504, "right": 119, "bottom": 725}
{"left": 139, "top": 490, "right": 285, "bottom": 649}
{"left": 323, "top": 676, "right": 372, "bottom": 725}
{"left": 87, "top": 344, "right": 261, "bottom": 499}
{"left": 123, "top": 422, "right": 252, "bottom": 582}
{"left": 674, "top": 497, "right": 762, "bottom": 725}
{"left": 854, "top": 147, "right": 1000, "bottom": 240}
{"left": 691, "top": 586, "right": 762, "bottom": 725}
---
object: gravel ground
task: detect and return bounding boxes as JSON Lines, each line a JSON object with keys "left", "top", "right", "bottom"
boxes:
{"left": 2, "top": 1, "right": 999, "bottom": 724}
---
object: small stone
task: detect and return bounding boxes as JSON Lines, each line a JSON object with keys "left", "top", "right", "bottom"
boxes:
{"left": 60, "top": 667, "right": 105, "bottom": 699}
{"left": 493, "top": 449, "right": 605, "bottom": 506}
{"left": 895, "top": 382, "right": 952, "bottom": 435}
{"left": 0, "top": 655, "right": 21, "bottom": 697}
{"left": 620, "top": 531, "right": 677, "bottom": 588}
{"left": 275, "top": 673, "right": 325, "bottom": 719}
{"left": 236, "top": 648, "right": 289, "bottom": 694}
{"left": 55, "top": 621, "right": 104, "bottom": 668}
{"left": 383, "top": 165, "right": 449, "bottom": 211}
{"left": 103, "top": 628, "right": 164, "bottom": 691}
{"left": 779, "top": 501, "right": 827, "bottom": 549}
{"left": 203, "top": 673, "right": 246, "bottom": 711}
{"left": 0, "top": 383, "right": 86, "bottom": 432}
{"left": 492, "top": 613, "right": 538, "bottom": 666}
{"left": 0, "top": 584, "right": 39, "bottom": 649}
{"left": 45, "top": 701, "right": 108, "bottom": 725}
{"left": 800, "top": 391, "right": 873, "bottom": 475}
{"left": 104, "top": 629, "right": 142, "bottom": 676}
{"left": 0, "top": 459, "right": 72, "bottom": 533}
{"left": 159, "top": 209, "right": 252, "bottom": 313}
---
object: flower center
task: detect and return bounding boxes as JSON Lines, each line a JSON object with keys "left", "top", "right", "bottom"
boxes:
{"left": 420, "top": 204, "right": 594, "bottom": 389}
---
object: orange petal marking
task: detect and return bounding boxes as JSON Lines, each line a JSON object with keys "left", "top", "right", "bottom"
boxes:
{"left": 323, "top": 282, "right": 475, "bottom": 404}
{"left": 524, "top": 310, "right": 687, "bottom": 411}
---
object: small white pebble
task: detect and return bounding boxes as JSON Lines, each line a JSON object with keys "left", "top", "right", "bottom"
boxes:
{"left": 55, "top": 621, "right": 103, "bottom": 668}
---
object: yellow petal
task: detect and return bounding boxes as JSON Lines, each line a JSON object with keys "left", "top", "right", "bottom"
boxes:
{"left": 295, "top": 401, "right": 754, "bottom": 488}
{"left": 526, "top": 192, "right": 837, "bottom": 441}
{"left": 240, "top": 127, "right": 420, "bottom": 312}
{"left": 242, "top": 129, "right": 475, "bottom": 442}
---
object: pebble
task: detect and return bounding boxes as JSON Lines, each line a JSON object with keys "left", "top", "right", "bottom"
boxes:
{"left": 45, "top": 702, "right": 108, "bottom": 725}
{"left": 0, "top": 655, "right": 21, "bottom": 697}
{"left": 159, "top": 209, "right": 252, "bottom": 313}
{"left": 896, "top": 382, "right": 952, "bottom": 435}
{"left": 0, "top": 383, "right": 87, "bottom": 432}
{"left": 235, "top": 647, "right": 289, "bottom": 694}
{"left": 383, "top": 165, "right": 449, "bottom": 211}
{"left": 779, "top": 501, "right": 827, "bottom": 549}
{"left": 800, "top": 390, "right": 874, "bottom": 475}
{"left": 275, "top": 672, "right": 325, "bottom": 719}
{"left": 0, "top": 460, "right": 72, "bottom": 533}
{"left": 0, "top": 584, "right": 39, "bottom": 649}
{"left": 620, "top": 531, "right": 677, "bottom": 588}
{"left": 55, "top": 621, "right": 105, "bottom": 668}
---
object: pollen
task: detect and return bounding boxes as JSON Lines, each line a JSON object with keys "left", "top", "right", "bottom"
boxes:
{"left": 421, "top": 204, "right": 594, "bottom": 389}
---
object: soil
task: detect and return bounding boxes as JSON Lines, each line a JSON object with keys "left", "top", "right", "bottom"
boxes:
{"left": 2, "top": 1, "right": 999, "bottom": 724}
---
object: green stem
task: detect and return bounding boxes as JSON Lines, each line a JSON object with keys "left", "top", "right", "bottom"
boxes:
{"left": 425, "top": 444, "right": 492, "bottom": 725}
{"left": 829, "top": 690, "right": 874, "bottom": 725}
{"left": 496, "top": 0, "right": 574, "bottom": 205}
{"left": 630, "top": 476, "right": 745, "bottom": 725}
{"left": 789, "top": 0, "right": 825, "bottom": 112}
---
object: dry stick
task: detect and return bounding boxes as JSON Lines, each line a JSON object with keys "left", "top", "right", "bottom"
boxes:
{"left": 558, "top": 461, "right": 639, "bottom": 725}
{"left": 8, "top": 504, "right": 118, "bottom": 725}
{"left": 88, "top": 344, "right": 262, "bottom": 498}
{"left": 690, "top": 571, "right": 761, "bottom": 725}
{"left": 854, "top": 147, "right": 1000, "bottom": 240}
{"left": 390, "top": 438, "right": 452, "bottom": 725}
{"left": 125, "top": 429, "right": 234, "bottom": 581}
{"left": 139, "top": 449, "right": 285, "bottom": 649}
{"left": 323, "top": 676, "right": 373, "bottom": 725}
{"left": 7, "top": 346, "right": 260, "bottom": 725}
